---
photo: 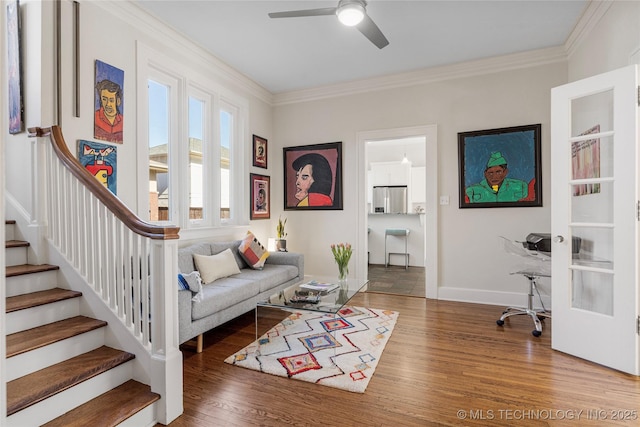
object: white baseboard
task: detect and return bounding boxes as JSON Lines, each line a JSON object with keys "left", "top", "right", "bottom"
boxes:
{"left": 437, "top": 286, "right": 551, "bottom": 311}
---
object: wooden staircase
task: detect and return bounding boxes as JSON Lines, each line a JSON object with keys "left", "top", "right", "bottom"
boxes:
{"left": 5, "top": 220, "right": 161, "bottom": 426}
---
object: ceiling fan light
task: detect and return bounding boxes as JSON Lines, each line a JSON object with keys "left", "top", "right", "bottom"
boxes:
{"left": 337, "top": 4, "right": 365, "bottom": 26}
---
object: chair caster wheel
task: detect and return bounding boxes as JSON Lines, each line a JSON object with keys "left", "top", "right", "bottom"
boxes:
{"left": 496, "top": 319, "right": 504, "bottom": 326}
{"left": 532, "top": 330, "right": 542, "bottom": 337}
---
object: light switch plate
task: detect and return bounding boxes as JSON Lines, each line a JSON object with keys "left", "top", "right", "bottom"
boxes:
{"left": 439, "top": 196, "right": 450, "bottom": 205}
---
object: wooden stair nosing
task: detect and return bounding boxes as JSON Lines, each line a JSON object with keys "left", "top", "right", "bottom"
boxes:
{"left": 7, "top": 315, "right": 108, "bottom": 358}
{"left": 6, "top": 219, "right": 16, "bottom": 224}
{"left": 6, "top": 288, "right": 82, "bottom": 313}
{"left": 6, "top": 263, "right": 60, "bottom": 277}
{"left": 6, "top": 239, "right": 30, "bottom": 248}
{"left": 6, "top": 346, "right": 136, "bottom": 416}
{"left": 41, "top": 379, "right": 160, "bottom": 427}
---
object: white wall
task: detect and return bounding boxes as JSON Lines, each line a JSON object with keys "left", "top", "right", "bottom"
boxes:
{"left": 274, "top": 61, "right": 566, "bottom": 302}
{"left": 568, "top": 1, "right": 640, "bottom": 82}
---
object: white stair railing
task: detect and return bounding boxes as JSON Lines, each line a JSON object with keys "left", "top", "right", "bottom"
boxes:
{"left": 28, "top": 126, "right": 182, "bottom": 424}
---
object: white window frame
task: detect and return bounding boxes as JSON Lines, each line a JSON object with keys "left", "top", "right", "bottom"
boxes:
{"left": 137, "top": 42, "right": 248, "bottom": 235}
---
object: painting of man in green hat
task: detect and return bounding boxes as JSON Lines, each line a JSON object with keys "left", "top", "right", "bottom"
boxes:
{"left": 459, "top": 124, "right": 541, "bottom": 208}
{"left": 465, "top": 151, "right": 529, "bottom": 203}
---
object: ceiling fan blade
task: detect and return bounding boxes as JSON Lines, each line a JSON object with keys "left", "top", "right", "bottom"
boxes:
{"left": 356, "top": 13, "right": 389, "bottom": 49}
{"left": 268, "top": 8, "right": 337, "bottom": 19}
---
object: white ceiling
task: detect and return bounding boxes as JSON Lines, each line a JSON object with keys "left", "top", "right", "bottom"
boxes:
{"left": 134, "top": 0, "right": 588, "bottom": 94}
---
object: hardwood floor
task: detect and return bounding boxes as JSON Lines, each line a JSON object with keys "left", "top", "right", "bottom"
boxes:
{"left": 167, "top": 293, "right": 640, "bottom": 426}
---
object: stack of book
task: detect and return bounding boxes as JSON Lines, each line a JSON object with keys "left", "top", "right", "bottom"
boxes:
{"left": 299, "top": 280, "right": 339, "bottom": 293}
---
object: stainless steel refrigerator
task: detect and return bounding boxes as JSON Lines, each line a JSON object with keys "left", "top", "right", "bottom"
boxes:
{"left": 372, "top": 186, "right": 407, "bottom": 214}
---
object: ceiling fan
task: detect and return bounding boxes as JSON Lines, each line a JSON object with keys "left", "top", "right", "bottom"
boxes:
{"left": 268, "top": 0, "right": 389, "bottom": 49}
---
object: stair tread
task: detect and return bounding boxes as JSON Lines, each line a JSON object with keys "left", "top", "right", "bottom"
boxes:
{"left": 6, "top": 239, "right": 30, "bottom": 248}
{"left": 7, "top": 315, "right": 108, "bottom": 358}
{"left": 6, "top": 346, "right": 135, "bottom": 416}
{"left": 6, "top": 288, "right": 82, "bottom": 313}
{"left": 42, "top": 379, "right": 160, "bottom": 427}
{"left": 6, "top": 220, "right": 16, "bottom": 224}
{"left": 6, "top": 263, "right": 59, "bottom": 277}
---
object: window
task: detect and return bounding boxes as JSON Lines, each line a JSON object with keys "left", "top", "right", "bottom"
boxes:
{"left": 220, "top": 108, "right": 232, "bottom": 220}
{"left": 141, "top": 55, "right": 247, "bottom": 231}
{"left": 188, "top": 96, "right": 205, "bottom": 221}
{"left": 148, "top": 79, "right": 170, "bottom": 222}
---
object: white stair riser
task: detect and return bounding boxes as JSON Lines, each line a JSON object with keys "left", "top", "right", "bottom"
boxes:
{"left": 119, "top": 402, "right": 157, "bottom": 427}
{"left": 6, "top": 328, "right": 106, "bottom": 381}
{"left": 6, "top": 298, "right": 80, "bottom": 334}
{"left": 6, "top": 246, "right": 28, "bottom": 266}
{"left": 5, "top": 361, "right": 134, "bottom": 427}
{"left": 6, "top": 222, "right": 15, "bottom": 240}
{"left": 6, "top": 270, "right": 58, "bottom": 297}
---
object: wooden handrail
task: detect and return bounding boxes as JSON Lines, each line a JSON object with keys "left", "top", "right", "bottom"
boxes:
{"left": 28, "top": 125, "right": 180, "bottom": 240}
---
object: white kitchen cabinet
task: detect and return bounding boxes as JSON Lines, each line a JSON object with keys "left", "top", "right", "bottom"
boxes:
{"left": 371, "top": 161, "right": 411, "bottom": 186}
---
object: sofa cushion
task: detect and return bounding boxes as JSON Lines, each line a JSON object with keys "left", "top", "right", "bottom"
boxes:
{"left": 233, "top": 264, "right": 299, "bottom": 293}
{"left": 238, "top": 231, "right": 269, "bottom": 270}
{"left": 191, "top": 277, "right": 258, "bottom": 320}
{"left": 194, "top": 249, "right": 241, "bottom": 284}
{"left": 178, "top": 242, "right": 213, "bottom": 273}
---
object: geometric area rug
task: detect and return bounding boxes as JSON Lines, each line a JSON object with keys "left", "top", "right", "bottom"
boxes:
{"left": 224, "top": 306, "right": 399, "bottom": 393}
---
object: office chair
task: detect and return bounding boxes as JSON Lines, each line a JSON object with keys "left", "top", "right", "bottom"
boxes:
{"left": 496, "top": 236, "right": 551, "bottom": 337}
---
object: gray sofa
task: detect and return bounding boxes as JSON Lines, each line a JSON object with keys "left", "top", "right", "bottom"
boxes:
{"left": 177, "top": 240, "right": 304, "bottom": 352}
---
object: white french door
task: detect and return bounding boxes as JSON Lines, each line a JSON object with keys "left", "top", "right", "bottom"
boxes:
{"left": 551, "top": 64, "right": 639, "bottom": 375}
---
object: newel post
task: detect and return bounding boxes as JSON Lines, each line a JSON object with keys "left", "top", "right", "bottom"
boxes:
{"left": 149, "top": 238, "right": 183, "bottom": 424}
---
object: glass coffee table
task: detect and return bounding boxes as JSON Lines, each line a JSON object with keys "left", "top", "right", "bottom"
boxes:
{"left": 255, "top": 276, "right": 369, "bottom": 338}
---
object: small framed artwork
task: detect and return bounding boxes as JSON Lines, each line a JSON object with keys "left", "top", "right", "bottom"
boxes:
{"left": 458, "top": 124, "right": 542, "bottom": 208}
{"left": 253, "top": 134, "right": 268, "bottom": 168}
{"left": 283, "top": 142, "right": 343, "bottom": 210}
{"left": 250, "top": 173, "right": 270, "bottom": 219}
{"left": 78, "top": 140, "right": 117, "bottom": 195}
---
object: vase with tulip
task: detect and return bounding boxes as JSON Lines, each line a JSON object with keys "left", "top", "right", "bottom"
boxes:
{"left": 331, "top": 243, "right": 352, "bottom": 283}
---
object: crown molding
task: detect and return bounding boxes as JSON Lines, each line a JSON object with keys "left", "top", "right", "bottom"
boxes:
{"left": 272, "top": 46, "right": 568, "bottom": 106}
{"left": 97, "top": 0, "right": 273, "bottom": 105}
{"left": 564, "top": 0, "right": 614, "bottom": 59}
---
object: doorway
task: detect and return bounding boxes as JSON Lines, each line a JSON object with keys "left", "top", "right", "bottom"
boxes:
{"left": 366, "top": 137, "right": 426, "bottom": 297}
{"left": 355, "top": 125, "right": 438, "bottom": 299}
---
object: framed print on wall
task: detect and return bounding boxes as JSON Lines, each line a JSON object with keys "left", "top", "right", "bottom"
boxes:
{"left": 94, "top": 59, "right": 124, "bottom": 143}
{"left": 253, "top": 134, "right": 268, "bottom": 168}
{"left": 283, "top": 142, "right": 343, "bottom": 210}
{"left": 250, "top": 173, "right": 270, "bottom": 219}
{"left": 458, "top": 124, "right": 542, "bottom": 208}
{"left": 78, "top": 140, "right": 117, "bottom": 195}
{"left": 7, "top": 0, "right": 24, "bottom": 134}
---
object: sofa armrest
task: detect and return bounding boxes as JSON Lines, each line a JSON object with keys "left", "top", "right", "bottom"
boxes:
{"left": 178, "top": 289, "right": 193, "bottom": 338}
{"left": 266, "top": 251, "right": 304, "bottom": 277}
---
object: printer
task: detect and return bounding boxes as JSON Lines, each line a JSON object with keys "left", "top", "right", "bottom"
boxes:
{"left": 523, "top": 233, "right": 581, "bottom": 254}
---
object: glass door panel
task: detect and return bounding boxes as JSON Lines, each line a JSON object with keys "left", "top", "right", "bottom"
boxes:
{"left": 570, "top": 227, "right": 614, "bottom": 268}
{"left": 571, "top": 89, "right": 613, "bottom": 136}
{"left": 571, "top": 270, "right": 613, "bottom": 316}
{"left": 570, "top": 182, "right": 613, "bottom": 223}
{"left": 571, "top": 134, "right": 613, "bottom": 181}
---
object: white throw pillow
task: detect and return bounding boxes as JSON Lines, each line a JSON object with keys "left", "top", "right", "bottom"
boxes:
{"left": 193, "top": 248, "right": 241, "bottom": 284}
